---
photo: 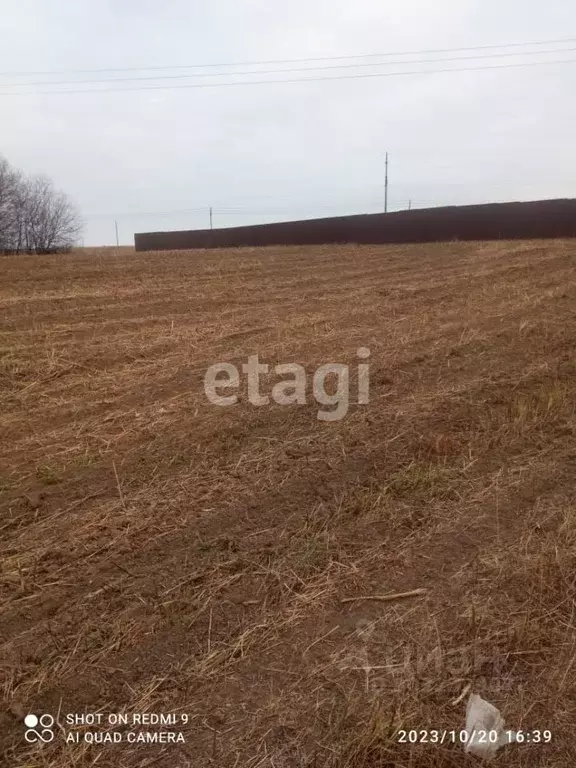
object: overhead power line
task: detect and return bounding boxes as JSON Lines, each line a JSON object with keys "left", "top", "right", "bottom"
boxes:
{"left": 2, "top": 46, "right": 576, "bottom": 88}
{"left": 86, "top": 184, "right": 576, "bottom": 221}
{"left": 85, "top": 206, "right": 365, "bottom": 220}
{"left": 85, "top": 207, "right": 209, "bottom": 220}
{"left": 2, "top": 56, "right": 575, "bottom": 96}
{"left": 1, "top": 36, "right": 575, "bottom": 76}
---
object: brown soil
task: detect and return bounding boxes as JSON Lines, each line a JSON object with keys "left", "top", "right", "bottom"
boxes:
{"left": 1, "top": 240, "right": 575, "bottom": 767}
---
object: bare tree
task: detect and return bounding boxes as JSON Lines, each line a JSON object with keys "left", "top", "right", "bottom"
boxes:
{"left": 0, "top": 155, "right": 82, "bottom": 254}
{"left": 24, "top": 175, "right": 82, "bottom": 253}
{"left": 0, "top": 157, "right": 23, "bottom": 252}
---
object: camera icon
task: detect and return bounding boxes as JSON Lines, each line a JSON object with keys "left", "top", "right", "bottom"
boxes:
{"left": 24, "top": 714, "right": 55, "bottom": 743}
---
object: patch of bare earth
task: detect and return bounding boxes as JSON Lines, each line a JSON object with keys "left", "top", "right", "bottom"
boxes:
{"left": 1, "top": 240, "right": 575, "bottom": 767}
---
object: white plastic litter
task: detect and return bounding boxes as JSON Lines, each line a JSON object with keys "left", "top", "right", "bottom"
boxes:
{"left": 464, "top": 694, "right": 517, "bottom": 761}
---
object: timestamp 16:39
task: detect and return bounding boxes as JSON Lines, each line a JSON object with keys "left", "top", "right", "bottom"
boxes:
{"left": 396, "top": 729, "right": 552, "bottom": 744}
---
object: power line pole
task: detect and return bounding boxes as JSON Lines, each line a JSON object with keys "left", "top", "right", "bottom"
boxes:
{"left": 384, "top": 152, "right": 389, "bottom": 214}
{"left": 209, "top": 206, "right": 213, "bottom": 230}
{"left": 114, "top": 220, "right": 119, "bottom": 247}
{"left": 408, "top": 199, "right": 412, "bottom": 211}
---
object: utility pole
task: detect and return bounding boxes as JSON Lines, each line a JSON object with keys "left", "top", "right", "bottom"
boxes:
{"left": 384, "top": 152, "right": 389, "bottom": 214}
{"left": 114, "top": 220, "right": 119, "bottom": 247}
{"left": 408, "top": 199, "right": 412, "bottom": 211}
{"left": 209, "top": 206, "right": 213, "bottom": 230}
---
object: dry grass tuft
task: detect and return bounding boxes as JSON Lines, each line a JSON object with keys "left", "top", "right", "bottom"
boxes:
{"left": 1, "top": 240, "right": 576, "bottom": 767}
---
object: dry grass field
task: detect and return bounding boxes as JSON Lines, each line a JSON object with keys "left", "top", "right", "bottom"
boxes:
{"left": 1, "top": 240, "right": 575, "bottom": 767}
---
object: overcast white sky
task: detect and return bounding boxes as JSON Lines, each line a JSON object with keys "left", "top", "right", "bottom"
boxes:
{"left": 1, "top": 0, "right": 575, "bottom": 245}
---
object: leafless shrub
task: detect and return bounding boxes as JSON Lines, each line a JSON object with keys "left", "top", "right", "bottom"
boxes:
{"left": 0, "top": 155, "right": 82, "bottom": 254}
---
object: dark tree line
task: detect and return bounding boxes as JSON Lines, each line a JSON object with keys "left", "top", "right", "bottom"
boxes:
{"left": 0, "top": 156, "right": 82, "bottom": 254}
